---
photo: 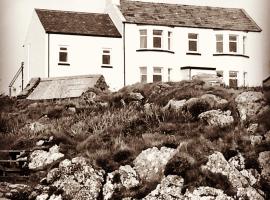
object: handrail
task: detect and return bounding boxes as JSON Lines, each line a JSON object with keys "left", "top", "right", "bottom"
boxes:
{"left": 9, "top": 62, "right": 24, "bottom": 96}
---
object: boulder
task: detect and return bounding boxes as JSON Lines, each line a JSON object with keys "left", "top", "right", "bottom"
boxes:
{"left": 264, "top": 131, "right": 270, "bottom": 143}
{"left": 0, "top": 183, "right": 32, "bottom": 200}
{"left": 240, "top": 169, "right": 260, "bottom": 186}
{"left": 235, "top": 91, "right": 265, "bottom": 121}
{"left": 201, "top": 94, "right": 228, "bottom": 109}
{"left": 198, "top": 110, "right": 234, "bottom": 128}
{"left": 143, "top": 175, "right": 184, "bottom": 200}
{"left": 228, "top": 153, "right": 245, "bottom": 171}
{"left": 247, "top": 123, "right": 258, "bottom": 135}
{"left": 250, "top": 135, "right": 263, "bottom": 146}
{"left": 103, "top": 165, "right": 140, "bottom": 200}
{"left": 36, "top": 193, "right": 49, "bottom": 200}
{"left": 202, "top": 152, "right": 264, "bottom": 199}
{"left": 163, "top": 99, "right": 186, "bottom": 111}
{"left": 29, "top": 145, "right": 64, "bottom": 170}
{"left": 49, "top": 194, "right": 62, "bottom": 200}
{"left": 133, "top": 147, "right": 176, "bottom": 181}
{"left": 184, "top": 187, "right": 234, "bottom": 200}
{"left": 258, "top": 151, "right": 270, "bottom": 182}
{"left": 128, "top": 92, "right": 144, "bottom": 101}
{"left": 49, "top": 157, "right": 104, "bottom": 200}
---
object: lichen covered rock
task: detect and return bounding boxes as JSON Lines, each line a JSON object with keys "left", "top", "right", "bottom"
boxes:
{"left": 198, "top": 110, "right": 234, "bottom": 128}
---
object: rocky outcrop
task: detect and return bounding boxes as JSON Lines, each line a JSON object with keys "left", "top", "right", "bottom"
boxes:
{"left": 133, "top": 147, "right": 176, "bottom": 181}
{"left": 185, "top": 187, "right": 234, "bottom": 200}
{"left": 103, "top": 165, "right": 140, "bottom": 200}
{"left": 240, "top": 169, "right": 261, "bottom": 186}
{"left": 0, "top": 183, "right": 33, "bottom": 200}
{"left": 28, "top": 145, "right": 64, "bottom": 170}
{"left": 235, "top": 91, "right": 265, "bottom": 121}
{"left": 47, "top": 157, "right": 104, "bottom": 200}
{"left": 201, "top": 94, "right": 228, "bottom": 109}
{"left": 202, "top": 152, "right": 264, "bottom": 200}
{"left": 163, "top": 99, "right": 187, "bottom": 111}
{"left": 143, "top": 175, "right": 184, "bottom": 200}
{"left": 228, "top": 153, "right": 245, "bottom": 171}
{"left": 258, "top": 151, "right": 270, "bottom": 182}
{"left": 198, "top": 110, "right": 234, "bottom": 128}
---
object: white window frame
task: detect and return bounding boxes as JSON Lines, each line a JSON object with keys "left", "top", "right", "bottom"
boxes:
{"left": 153, "top": 67, "right": 163, "bottom": 82}
{"left": 139, "top": 29, "right": 147, "bottom": 49}
{"left": 243, "top": 36, "right": 247, "bottom": 55}
{"left": 168, "top": 31, "right": 172, "bottom": 51}
{"left": 229, "top": 35, "right": 238, "bottom": 53}
{"left": 140, "top": 67, "right": 147, "bottom": 83}
{"left": 102, "top": 48, "right": 111, "bottom": 66}
{"left": 216, "top": 34, "right": 224, "bottom": 53}
{"left": 153, "top": 30, "right": 163, "bottom": 49}
{"left": 188, "top": 33, "right": 199, "bottom": 52}
{"left": 58, "top": 46, "right": 69, "bottom": 65}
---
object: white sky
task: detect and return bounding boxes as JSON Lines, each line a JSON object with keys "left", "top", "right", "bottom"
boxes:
{"left": 0, "top": 0, "right": 269, "bottom": 94}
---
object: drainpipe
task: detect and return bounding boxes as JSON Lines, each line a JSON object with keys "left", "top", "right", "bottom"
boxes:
{"left": 123, "top": 23, "right": 126, "bottom": 86}
{"left": 48, "top": 33, "right": 50, "bottom": 78}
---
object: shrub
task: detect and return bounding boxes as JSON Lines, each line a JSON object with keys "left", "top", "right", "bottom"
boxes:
{"left": 113, "top": 149, "right": 134, "bottom": 165}
{"left": 185, "top": 99, "right": 210, "bottom": 118}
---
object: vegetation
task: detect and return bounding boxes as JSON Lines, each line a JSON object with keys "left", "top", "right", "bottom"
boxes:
{"left": 0, "top": 80, "right": 269, "bottom": 197}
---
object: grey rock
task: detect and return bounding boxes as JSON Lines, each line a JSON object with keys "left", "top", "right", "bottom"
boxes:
{"left": 258, "top": 151, "right": 270, "bottom": 182}
{"left": 163, "top": 99, "right": 186, "bottom": 111}
{"left": 228, "top": 153, "right": 245, "bottom": 171}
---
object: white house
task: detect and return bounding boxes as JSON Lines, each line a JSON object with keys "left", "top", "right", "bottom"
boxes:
{"left": 11, "top": 0, "right": 262, "bottom": 96}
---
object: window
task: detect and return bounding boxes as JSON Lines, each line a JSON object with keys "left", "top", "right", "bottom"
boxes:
{"left": 153, "top": 67, "right": 162, "bottom": 82}
{"left": 216, "top": 34, "right": 223, "bottom": 53}
{"left": 243, "top": 36, "right": 247, "bottom": 54}
{"left": 153, "top": 30, "right": 163, "bottom": 48}
{"left": 140, "top": 67, "right": 147, "bottom": 83}
{"left": 140, "top": 30, "right": 147, "bottom": 49}
{"left": 229, "top": 71, "right": 238, "bottom": 88}
{"left": 188, "top": 33, "right": 198, "bottom": 52}
{"left": 59, "top": 46, "right": 68, "bottom": 64}
{"left": 168, "top": 68, "right": 172, "bottom": 82}
{"left": 168, "top": 31, "right": 172, "bottom": 50}
{"left": 102, "top": 49, "right": 111, "bottom": 65}
{"left": 229, "top": 35, "right": 238, "bottom": 53}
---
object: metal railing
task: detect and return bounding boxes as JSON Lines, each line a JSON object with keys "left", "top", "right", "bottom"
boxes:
{"left": 9, "top": 62, "right": 24, "bottom": 96}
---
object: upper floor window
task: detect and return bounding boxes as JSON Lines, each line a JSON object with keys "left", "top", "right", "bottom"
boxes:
{"left": 140, "top": 30, "right": 147, "bottom": 49}
{"left": 59, "top": 46, "right": 69, "bottom": 64}
{"left": 153, "top": 30, "right": 163, "bottom": 48}
{"left": 188, "top": 33, "right": 198, "bottom": 52}
{"left": 140, "top": 67, "right": 147, "bottom": 83}
{"left": 153, "top": 67, "right": 163, "bottom": 82}
{"left": 243, "top": 36, "right": 247, "bottom": 55}
{"left": 168, "top": 31, "right": 172, "bottom": 50}
{"left": 102, "top": 49, "right": 111, "bottom": 66}
{"left": 229, "top": 35, "right": 238, "bottom": 53}
{"left": 216, "top": 34, "right": 223, "bottom": 53}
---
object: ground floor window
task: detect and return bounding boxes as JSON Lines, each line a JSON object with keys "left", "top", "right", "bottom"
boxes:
{"left": 153, "top": 67, "right": 163, "bottom": 82}
{"left": 168, "top": 68, "right": 172, "bottom": 82}
{"left": 229, "top": 71, "right": 238, "bottom": 88}
{"left": 140, "top": 67, "right": 147, "bottom": 83}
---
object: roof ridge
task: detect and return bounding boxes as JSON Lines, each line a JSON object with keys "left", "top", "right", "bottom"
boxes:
{"left": 35, "top": 8, "right": 107, "bottom": 16}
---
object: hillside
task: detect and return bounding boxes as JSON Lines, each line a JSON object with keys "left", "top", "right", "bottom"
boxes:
{"left": 0, "top": 80, "right": 269, "bottom": 200}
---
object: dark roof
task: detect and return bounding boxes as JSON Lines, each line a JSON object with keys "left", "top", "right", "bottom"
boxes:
{"left": 35, "top": 9, "right": 121, "bottom": 37}
{"left": 119, "top": 0, "right": 261, "bottom": 32}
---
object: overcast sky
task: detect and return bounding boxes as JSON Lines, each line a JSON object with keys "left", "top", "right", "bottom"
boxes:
{"left": 0, "top": 0, "right": 269, "bottom": 94}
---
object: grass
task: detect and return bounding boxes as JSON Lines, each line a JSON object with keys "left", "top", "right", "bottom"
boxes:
{"left": 0, "top": 81, "right": 269, "bottom": 197}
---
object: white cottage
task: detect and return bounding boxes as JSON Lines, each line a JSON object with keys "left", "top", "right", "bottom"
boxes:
{"left": 14, "top": 0, "right": 262, "bottom": 96}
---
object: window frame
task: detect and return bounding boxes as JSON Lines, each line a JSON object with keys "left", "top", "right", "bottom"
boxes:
{"left": 216, "top": 34, "right": 224, "bottom": 53}
{"left": 102, "top": 48, "right": 111, "bottom": 66}
{"left": 168, "top": 31, "right": 172, "bottom": 51}
{"left": 229, "top": 35, "right": 238, "bottom": 53}
{"left": 58, "top": 46, "right": 69, "bottom": 65}
{"left": 153, "top": 30, "right": 163, "bottom": 49}
{"left": 140, "top": 67, "right": 147, "bottom": 83}
{"left": 188, "top": 33, "right": 199, "bottom": 52}
{"left": 153, "top": 67, "right": 163, "bottom": 82}
{"left": 139, "top": 29, "right": 148, "bottom": 49}
{"left": 168, "top": 68, "right": 172, "bottom": 82}
{"left": 243, "top": 36, "right": 247, "bottom": 55}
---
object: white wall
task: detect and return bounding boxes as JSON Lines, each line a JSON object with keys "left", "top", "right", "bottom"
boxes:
{"left": 48, "top": 34, "right": 124, "bottom": 90}
{"left": 124, "top": 23, "right": 261, "bottom": 87}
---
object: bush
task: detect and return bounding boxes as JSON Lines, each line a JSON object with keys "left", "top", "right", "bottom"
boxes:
{"left": 185, "top": 99, "right": 210, "bottom": 118}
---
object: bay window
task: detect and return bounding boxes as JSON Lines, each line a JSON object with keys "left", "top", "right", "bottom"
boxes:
{"left": 168, "top": 31, "right": 172, "bottom": 50}
{"left": 140, "top": 67, "right": 147, "bottom": 83}
{"left": 153, "top": 67, "right": 163, "bottom": 82}
{"left": 140, "top": 30, "right": 147, "bottom": 49}
{"left": 153, "top": 30, "right": 163, "bottom": 48}
{"left": 229, "top": 35, "right": 238, "bottom": 53}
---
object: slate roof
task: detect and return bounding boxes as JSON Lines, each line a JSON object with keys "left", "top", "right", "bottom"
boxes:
{"left": 35, "top": 9, "right": 121, "bottom": 37}
{"left": 119, "top": 0, "right": 261, "bottom": 32}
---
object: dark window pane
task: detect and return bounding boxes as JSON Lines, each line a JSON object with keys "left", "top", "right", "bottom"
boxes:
{"left": 216, "top": 42, "right": 223, "bottom": 53}
{"left": 59, "top": 52, "right": 67, "bottom": 62}
{"left": 153, "top": 30, "right": 162, "bottom": 35}
{"left": 216, "top": 35, "right": 223, "bottom": 41}
{"left": 189, "top": 41, "right": 197, "bottom": 51}
{"left": 153, "top": 37, "right": 161, "bottom": 48}
{"left": 229, "top": 42, "right": 237, "bottom": 52}
{"left": 229, "top": 35, "right": 237, "bottom": 41}
{"left": 103, "top": 50, "right": 110, "bottom": 54}
{"left": 229, "top": 71, "right": 237, "bottom": 78}
{"left": 103, "top": 55, "right": 110, "bottom": 65}
{"left": 60, "top": 47, "right": 67, "bottom": 50}
{"left": 229, "top": 79, "right": 238, "bottom": 88}
{"left": 188, "top": 33, "right": 197, "bottom": 39}
{"left": 153, "top": 75, "right": 162, "bottom": 82}
{"left": 141, "top": 75, "right": 147, "bottom": 83}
